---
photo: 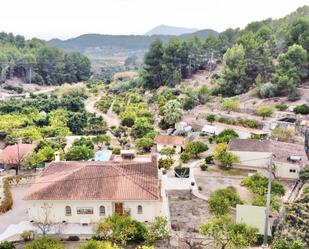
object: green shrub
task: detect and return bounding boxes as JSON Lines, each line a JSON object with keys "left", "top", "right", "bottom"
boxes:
{"left": 216, "top": 129, "right": 239, "bottom": 143}
{"left": 208, "top": 188, "right": 244, "bottom": 216}
{"left": 184, "top": 141, "right": 208, "bottom": 158}
{"left": 275, "top": 102, "right": 288, "bottom": 111}
{"left": 158, "top": 157, "right": 174, "bottom": 170}
{"left": 112, "top": 147, "right": 121, "bottom": 155}
{"left": 237, "top": 117, "right": 263, "bottom": 129}
{"left": 205, "top": 155, "right": 214, "bottom": 164}
{"left": 95, "top": 214, "right": 147, "bottom": 245}
{"left": 180, "top": 152, "right": 190, "bottom": 163}
{"left": 95, "top": 96, "right": 113, "bottom": 113}
{"left": 0, "top": 241, "right": 15, "bottom": 249}
{"left": 259, "top": 83, "right": 278, "bottom": 98}
{"left": 200, "top": 164, "right": 208, "bottom": 171}
{"left": 158, "top": 117, "right": 170, "bottom": 130}
{"left": 206, "top": 114, "right": 216, "bottom": 123}
{"left": 293, "top": 104, "right": 309, "bottom": 115}
{"left": 67, "top": 236, "right": 80, "bottom": 241}
{"left": 25, "top": 236, "right": 64, "bottom": 249}
{"left": 20, "top": 230, "right": 33, "bottom": 241}
{"left": 287, "top": 88, "right": 301, "bottom": 101}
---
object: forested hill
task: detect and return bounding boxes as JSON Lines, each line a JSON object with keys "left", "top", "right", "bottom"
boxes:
{"left": 47, "top": 29, "right": 218, "bottom": 52}
{"left": 141, "top": 5, "right": 309, "bottom": 100}
{"left": 0, "top": 33, "right": 91, "bottom": 85}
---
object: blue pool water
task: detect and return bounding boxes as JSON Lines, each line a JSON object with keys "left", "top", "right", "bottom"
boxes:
{"left": 94, "top": 150, "right": 112, "bottom": 161}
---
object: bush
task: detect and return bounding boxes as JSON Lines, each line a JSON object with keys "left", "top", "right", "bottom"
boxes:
{"left": 275, "top": 102, "right": 288, "bottom": 111}
{"left": 112, "top": 147, "right": 121, "bottom": 155}
{"left": 25, "top": 236, "right": 64, "bottom": 249}
{"left": 271, "top": 127, "right": 295, "bottom": 142}
{"left": 158, "top": 157, "right": 174, "bottom": 170}
{"left": 200, "top": 164, "right": 208, "bottom": 171}
{"left": 0, "top": 242, "right": 15, "bottom": 249}
{"left": 216, "top": 129, "right": 239, "bottom": 143}
{"left": 95, "top": 214, "right": 147, "bottom": 245}
{"left": 184, "top": 141, "right": 208, "bottom": 158}
{"left": 121, "top": 116, "right": 135, "bottom": 127}
{"left": 206, "top": 114, "right": 216, "bottom": 123}
{"left": 287, "top": 88, "right": 301, "bottom": 101}
{"left": 213, "top": 143, "right": 239, "bottom": 168}
{"left": 205, "top": 155, "right": 214, "bottom": 164}
{"left": 237, "top": 117, "right": 263, "bottom": 129}
{"left": 158, "top": 117, "right": 170, "bottom": 130}
{"left": 208, "top": 188, "right": 244, "bottom": 216}
{"left": 20, "top": 230, "right": 33, "bottom": 241}
{"left": 78, "top": 241, "right": 120, "bottom": 249}
{"left": 293, "top": 104, "right": 309, "bottom": 115}
{"left": 180, "top": 152, "right": 190, "bottom": 163}
{"left": 259, "top": 83, "right": 278, "bottom": 98}
{"left": 67, "top": 236, "right": 80, "bottom": 241}
{"left": 256, "top": 106, "right": 274, "bottom": 119}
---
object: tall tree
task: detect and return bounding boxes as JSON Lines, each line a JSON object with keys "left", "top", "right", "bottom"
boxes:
{"left": 142, "top": 39, "right": 164, "bottom": 89}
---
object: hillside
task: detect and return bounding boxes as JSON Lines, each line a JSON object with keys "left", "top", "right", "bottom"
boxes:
{"left": 145, "top": 24, "right": 198, "bottom": 36}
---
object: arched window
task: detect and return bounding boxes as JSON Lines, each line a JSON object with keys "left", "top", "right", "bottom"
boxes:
{"left": 99, "top": 205, "right": 106, "bottom": 216}
{"left": 137, "top": 205, "right": 143, "bottom": 214}
{"left": 65, "top": 206, "right": 71, "bottom": 216}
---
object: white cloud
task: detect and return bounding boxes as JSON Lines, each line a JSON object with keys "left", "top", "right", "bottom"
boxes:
{"left": 0, "top": 0, "right": 307, "bottom": 40}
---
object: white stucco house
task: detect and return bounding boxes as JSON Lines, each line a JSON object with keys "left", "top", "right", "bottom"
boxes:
{"left": 24, "top": 154, "right": 163, "bottom": 225}
{"left": 228, "top": 139, "right": 309, "bottom": 180}
{"left": 154, "top": 135, "right": 185, "bottom": 154}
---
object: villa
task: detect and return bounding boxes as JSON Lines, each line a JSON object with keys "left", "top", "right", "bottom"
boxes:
{"left": 24, "top": 154, "right": 163, "bottom": 225}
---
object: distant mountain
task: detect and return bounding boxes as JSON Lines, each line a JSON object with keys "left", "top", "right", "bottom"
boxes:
{"left": 145, "top": 25, "right": 199, "bottom": 36}
{"left": 47, "top": 29, "right": 218, "bottom": 53}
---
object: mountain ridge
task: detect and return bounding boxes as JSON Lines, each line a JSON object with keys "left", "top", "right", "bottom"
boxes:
{"left": 145, "top": 24, "right": 199, "bottom": 36}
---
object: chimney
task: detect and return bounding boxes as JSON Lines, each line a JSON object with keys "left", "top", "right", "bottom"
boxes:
{"left": 151, "top": 154, "right": 158, "bottom": 168}
{"left": 54, "top": 151, "right": 61, "bottom": 162}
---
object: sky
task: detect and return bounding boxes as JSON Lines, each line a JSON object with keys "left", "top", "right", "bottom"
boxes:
{"left": 0, "top": 0, "right": 308, "bottom": 40}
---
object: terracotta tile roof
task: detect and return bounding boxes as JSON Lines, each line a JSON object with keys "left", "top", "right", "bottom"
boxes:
{"left": 154, "top": 135, "right": 185, "bottom": 147}
{"left": 24, "top": 158, "right": 160, "bottom": 201}
{"left": 228, "top": 139, "right": 270, "bottom": 153}
{"left": 0, "top": 143, "right": 36, "bottom": 164}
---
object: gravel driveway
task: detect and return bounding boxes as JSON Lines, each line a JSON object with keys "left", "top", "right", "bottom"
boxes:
{"left": 0, "top": 186, "right": 30, "bottom": 234}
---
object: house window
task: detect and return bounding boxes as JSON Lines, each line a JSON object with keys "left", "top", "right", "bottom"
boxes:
{"left": 99, "top": 206, "right": 106, "bottom": 216}
{"left": 137, "top": 205, "right": 143, "bottom": 214}
{"left": 77, "top": 207, "right": 94, "bottom": 215}
{"left": 289, "top": 169, "right": 297, "bottom": 173}
{"left": 65, "top": 206, "right": 71, "bottom": 216}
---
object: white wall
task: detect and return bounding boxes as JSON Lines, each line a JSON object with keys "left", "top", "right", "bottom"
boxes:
{"left": 27, "top": 200, "right": 162, "bottom": 224}
{"left": 157, "top": 144, "right": 182, "bottom": 154}
{"left": 229, "top": 151, "right": 271, "bottom": 169}
{"left": 275, "top": 162, "right": 300, "bottom": 180}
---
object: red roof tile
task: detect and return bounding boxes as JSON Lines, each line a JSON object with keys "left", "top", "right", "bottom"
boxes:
{"left": 0, "top": 144, "right": 36, "bottom": 164}
{"left": 24, "top": 159, "right": 160, "bottom": 201}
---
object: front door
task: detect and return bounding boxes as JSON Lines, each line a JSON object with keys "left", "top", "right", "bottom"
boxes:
{"left": 114, "top": 203, "right": 124, "bottom": 215}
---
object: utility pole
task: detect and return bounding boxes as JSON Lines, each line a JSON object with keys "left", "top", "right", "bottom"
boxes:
{"left": 263, "top": 154, "right": 273, "bottom": 248}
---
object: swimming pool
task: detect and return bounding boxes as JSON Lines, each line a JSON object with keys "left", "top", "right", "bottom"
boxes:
{"left": 94, "top": 150, "right": 112, "bottom": 161}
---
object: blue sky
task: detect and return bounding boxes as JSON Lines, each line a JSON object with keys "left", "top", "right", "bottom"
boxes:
{"left": 0, "top": 0, "right": 307, "bottom": 40}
